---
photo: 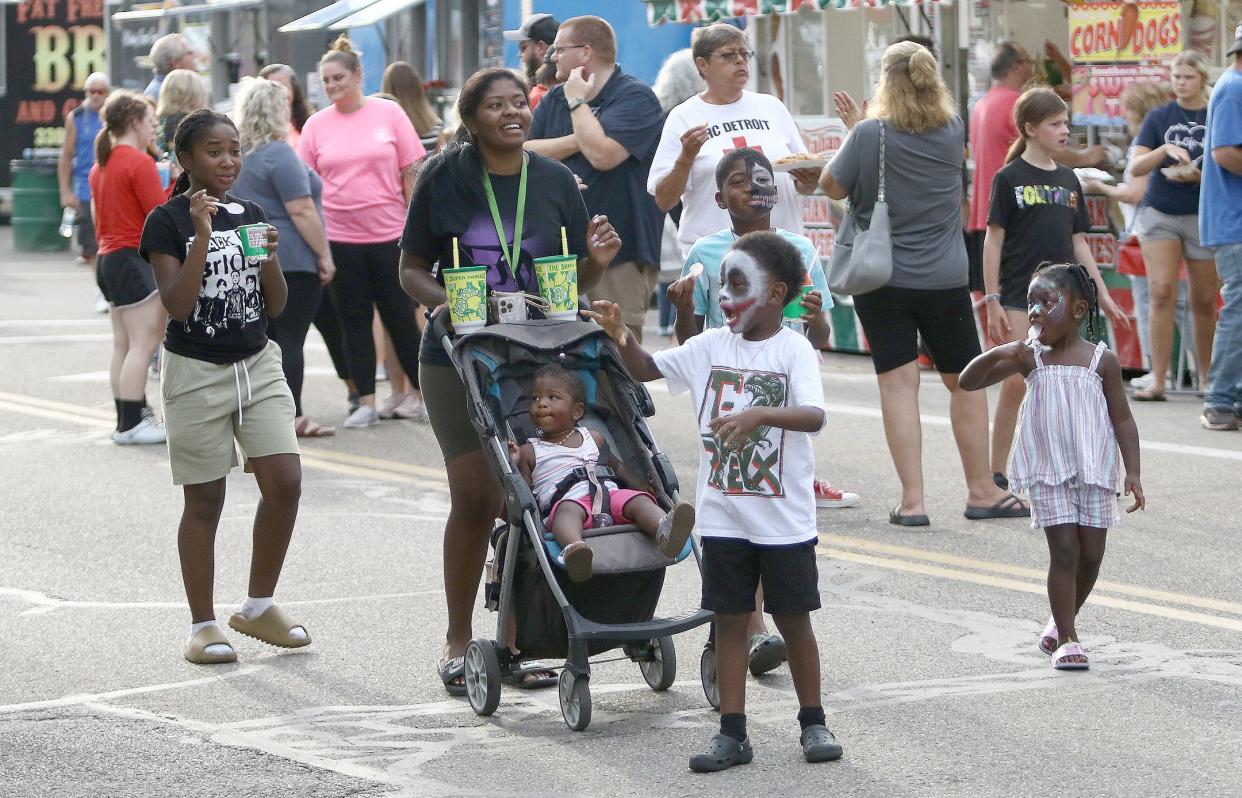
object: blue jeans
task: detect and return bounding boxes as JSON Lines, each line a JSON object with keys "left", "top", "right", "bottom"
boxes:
{"left": 1204, "top": 242, "right": 1242, "bottom": 411}
{"left": 656, "top": 281, "right": 677, "bottom": 331}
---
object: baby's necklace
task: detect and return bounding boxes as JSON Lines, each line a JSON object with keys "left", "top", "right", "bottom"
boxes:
{"left": 543, "top": 427, "right": 578, "bottom": 446}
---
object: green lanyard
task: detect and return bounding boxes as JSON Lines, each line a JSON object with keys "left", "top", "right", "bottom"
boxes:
{"left": 480, "top": 154, "right": 527, "bottom": 285}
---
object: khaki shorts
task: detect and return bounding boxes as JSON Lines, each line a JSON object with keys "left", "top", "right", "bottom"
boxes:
{"left": 588, "top": 261, "right": 658, "bottom": 341}
{"left": 1135, "top": 206, "right": 1214, "bottom": 261}
{"left": 161, "top": 340, "right": 299, "bottom": 485}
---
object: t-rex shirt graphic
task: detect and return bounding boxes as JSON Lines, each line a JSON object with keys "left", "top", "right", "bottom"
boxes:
{"left": 652, "top": 327, "right": 826, "bottom": 545}
{"left": 140, "top": 192, "right": 270, "bottom": 364}
{"left": 701, "top": 367, "right": 788, "bottom": 498}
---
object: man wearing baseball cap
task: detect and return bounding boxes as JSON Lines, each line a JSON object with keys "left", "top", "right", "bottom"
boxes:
{"left": 1199, "top": 24, "right": 1242, "bottom": 430}
{"left": 504, "top": 13, "right": 560, "bottom": 109}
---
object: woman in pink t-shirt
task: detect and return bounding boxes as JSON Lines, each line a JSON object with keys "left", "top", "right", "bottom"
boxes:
{"left": 300, "top": 36, "right": 427, "bottom": 429}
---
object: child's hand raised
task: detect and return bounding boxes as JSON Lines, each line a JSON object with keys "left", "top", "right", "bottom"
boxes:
{"left": 189, "top": 190, "right": 217, "bottom": 237}
{"left": 667, "top": 269, "right": 699, "bottom": 311}
{"left": 581, "top": 300, "right": 629, "bottom": 346}
{"left": 263, "top": 224, "right": 279, "bottom": 267}
{"left": 799, "top": 289, "right": 823, "bottom": 321}
{"left": 1123, "top": 474, "right": 1145, "bottom": 513}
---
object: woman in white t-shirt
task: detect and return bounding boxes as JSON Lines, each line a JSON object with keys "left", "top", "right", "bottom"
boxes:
{"left": 648, "top": 24, "right": 820, "bottom": 255}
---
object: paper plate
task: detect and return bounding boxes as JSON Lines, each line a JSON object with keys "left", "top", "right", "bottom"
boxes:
{"left": 773, "top": 158, "right": 828, "bottom": 173}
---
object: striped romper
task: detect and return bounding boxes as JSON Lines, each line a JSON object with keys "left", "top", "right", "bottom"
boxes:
{"left": 1009, "top": 340, "right": 1121, "bottom": 529}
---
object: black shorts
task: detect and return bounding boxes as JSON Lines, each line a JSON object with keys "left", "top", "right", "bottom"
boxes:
{"left": 96, "top": 248, "right": 158, "bottom": 308}
{"left": 701, "top": 538, "right": 821, "bottom": 615}
{"left": 853, "top": 284, "right": 982, "bottom": 374}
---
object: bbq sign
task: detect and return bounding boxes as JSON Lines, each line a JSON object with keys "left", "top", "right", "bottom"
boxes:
{"left": 1, "top": 0, "right": 105, "bottom": 184}
{"left": 1069, "top": 1, "right": 1182, "bottom": 63}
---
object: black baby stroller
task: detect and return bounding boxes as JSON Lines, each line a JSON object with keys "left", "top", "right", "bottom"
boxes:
{"left": 437, "top": 315, "right": 714, "bottom": 730}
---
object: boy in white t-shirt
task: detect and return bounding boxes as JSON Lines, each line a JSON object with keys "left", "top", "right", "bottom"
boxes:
{"left": 584, "top": 231, "right": 843, "bottom": 772}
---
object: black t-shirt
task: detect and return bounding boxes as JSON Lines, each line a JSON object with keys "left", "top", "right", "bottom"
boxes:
{"left": 987, "top": 158, "right": 1090, "bottom": 308}
{"left": 529, "top": 68, "right": 665, "bottom": 267}
{"left": 1135, "top": 100, "right": 1207, "bottom": 216}
{"left": 401, "top": 148, "right": 589, "bottom": 367}
{"left": 140, "top": 192, "right": 270, "bottom": 364}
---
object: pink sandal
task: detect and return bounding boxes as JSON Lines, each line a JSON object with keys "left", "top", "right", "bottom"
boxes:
{"left": 1052, "top": 640, "right": 1089, "bottom": 671}
{"left": 1038, "top": 617, "right": 1059, "bottom": 656}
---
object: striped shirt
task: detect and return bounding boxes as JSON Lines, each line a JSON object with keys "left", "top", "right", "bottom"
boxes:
{"left": 1009, "top": 340, "right": 1119, "bottom": 493}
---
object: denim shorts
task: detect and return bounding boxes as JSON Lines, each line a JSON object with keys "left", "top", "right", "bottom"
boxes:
{"left": 1135, "top": 206, "right": 1213, "bottom": 261}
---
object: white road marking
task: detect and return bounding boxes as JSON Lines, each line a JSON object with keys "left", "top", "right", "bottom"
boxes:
{"left": 0, "top": 665, "right": 267, "bottom": 714}
{"left": 0, "top": 586, "right": 442, "bottom": 617}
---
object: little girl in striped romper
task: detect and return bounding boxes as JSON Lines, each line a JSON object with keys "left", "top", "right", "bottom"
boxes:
{"left": 961, "top": 262, "right": 1146, "bottom": 671}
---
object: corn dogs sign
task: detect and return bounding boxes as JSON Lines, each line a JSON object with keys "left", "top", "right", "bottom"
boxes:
{"left": 1069, "top": 1, "right": 1182, "bottom": 63}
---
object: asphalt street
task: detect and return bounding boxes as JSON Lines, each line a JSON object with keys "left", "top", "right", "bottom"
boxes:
{"left": 2, "top": 233, "right": 1241, "bottom": 797}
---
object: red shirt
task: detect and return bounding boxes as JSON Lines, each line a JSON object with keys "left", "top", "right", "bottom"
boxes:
{"left": 968, "top": 85, "right": 1020, "bottom": 233}
{"left": 88, "top": 144, "right": 168, "bottom": 255}
{"left": 529, "top": 83, "right": 549, "bottom": 110}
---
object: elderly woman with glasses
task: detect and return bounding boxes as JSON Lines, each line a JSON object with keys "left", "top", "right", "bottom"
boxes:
{"left": 648, "top": 23, "right": 820, "bottom": 257}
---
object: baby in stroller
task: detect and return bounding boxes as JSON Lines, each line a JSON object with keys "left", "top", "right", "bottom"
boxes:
{"left": 509, "top": 364, "right": 695, "bottom": 582}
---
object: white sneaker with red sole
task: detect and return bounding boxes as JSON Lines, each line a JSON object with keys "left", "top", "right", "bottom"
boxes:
{"left": 814, "top": 479, "right": 859, "bottom": 509}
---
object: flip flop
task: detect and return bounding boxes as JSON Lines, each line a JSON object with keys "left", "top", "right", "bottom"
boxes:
{"left": 438, "top": 655, "right": 466, "bottom": 696}
{"left": 502, "top": 660, "right": 558, "bottom": 689}
{"left": 1052, "top": 640, "right": 1089, "bottom": 670}
{"left": 1132, "top": 389, "right": 1167, "bottom": 402}
{"left": 227, "top": 605, "right": 311, "bottom": 649}
{"left": 964, "top": 494, "right": 1030, "bottom": 520}
{"left": 295, "top": 417, "right": 336, "bottom": 437}
{"left": 748, "top": 633, "right": 787, "bottom": 677}
{"left": 1038, "top": 616, "right": 1059, "bottom": 656}
{"left": 183, "top": 624, "right": 237, "bottom": 665}
{"left": 889, "top": 506, "right": 930, "bottom": 527}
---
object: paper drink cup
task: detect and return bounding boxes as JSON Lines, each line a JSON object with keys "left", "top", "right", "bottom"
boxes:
{"left": 443, "top": 265, "right": 489, "bottom": 333}
{"left": 782, "top": 284, "right": 813, "bottom": 320}
{"left": 237, "top": 223, "right": 269, "bottom": 259}
{"left": 533, "top": 255, "right": 579, "bottom": 319}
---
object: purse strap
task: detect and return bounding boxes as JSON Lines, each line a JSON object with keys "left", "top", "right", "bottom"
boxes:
{"left": 876, "top": 120, "right": 886, "bottom": 203}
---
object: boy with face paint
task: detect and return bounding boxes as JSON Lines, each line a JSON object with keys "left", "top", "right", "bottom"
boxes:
{"left": 668, "top": 147, "right": 858, "bottom": 676}
{"left": 585, "top": 231, "right": 844, "bottom": 771}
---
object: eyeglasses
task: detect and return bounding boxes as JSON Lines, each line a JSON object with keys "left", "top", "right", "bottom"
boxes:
{"left": 547, "top": 43, "right": 588, "bottom": 57}
{"left": 709, "top": 49, "right": 756, "bottom": 64}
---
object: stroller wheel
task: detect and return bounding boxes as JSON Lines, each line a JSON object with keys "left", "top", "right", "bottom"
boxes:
{"left": 700, "top": 643, "right": 720, "bottom": 711}
{"left": 464, "top": 639, "right": 501, "bottom": 716}
{"left": 639, "top": 636, "right": 677, "bottom": 691}
{"left": 558, "top": 669, "right": 592, "bottom": 731}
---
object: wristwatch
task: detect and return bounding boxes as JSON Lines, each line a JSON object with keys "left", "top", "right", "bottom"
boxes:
{"left": 566, "top": 96, "right": 586, "bottom": 113}
{"left": 984, "top": 293, "right": 1002, "bottom": 304}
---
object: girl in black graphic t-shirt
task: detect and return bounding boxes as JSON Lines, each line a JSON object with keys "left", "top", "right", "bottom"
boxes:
{"left": 141, "top": 109, "right": 309, "bottom": 666}
{"left": 982, "top": 88, "right": 1129, "bottom": 486}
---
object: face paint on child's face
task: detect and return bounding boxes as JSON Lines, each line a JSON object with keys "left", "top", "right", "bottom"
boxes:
{"left": 1027, "top": 276, "right": 1067, "bottom": 327}
{"left": 719, "top": 249, "right": 768, "bottom": 333}
{"left": 746, "top": 160, "right": 777, "bottom": 210}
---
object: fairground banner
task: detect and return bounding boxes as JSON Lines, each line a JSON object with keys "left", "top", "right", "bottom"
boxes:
{"left": 1071, "top": 64, "right": 1170, "bottom": 126}
{"left": 1068, "top": 1, "right": 1182, "bottom": 63}
{"left": 1, "top": 0, "right": 106, "bottom": 185}
{"left": 647, "top": 0, "right": 945, "bottom": 24}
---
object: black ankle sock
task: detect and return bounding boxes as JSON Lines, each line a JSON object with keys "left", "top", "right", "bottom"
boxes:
{"left": 720, "top": 712, "right": 746, "bottom": 742}
{"left": 113, "top": 399, "right": 123, "bottom": 431}
{"left": 797, "top": 705, "right": 826, "bottom": 731}
{"left": 118, "top": 399, "right": 145, "bottom": 432}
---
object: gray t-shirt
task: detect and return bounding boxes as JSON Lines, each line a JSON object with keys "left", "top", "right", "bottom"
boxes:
{"left": 234, "top": 140, "right": 323, "bottom": 274}
{"left": 829, "top": 117, "right": 967, "bottom": 290}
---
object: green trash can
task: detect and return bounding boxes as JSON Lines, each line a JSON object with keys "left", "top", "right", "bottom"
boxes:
{"left": 11, "top": 157, "right": 70, "bottom": 253}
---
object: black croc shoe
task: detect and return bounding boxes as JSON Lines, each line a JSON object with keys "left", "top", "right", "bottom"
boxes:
{"left": 689, "top": 733, "right": 754, "bottom": 772}
{"left": 801, "top": 724, "right": 844, "bottom": 763}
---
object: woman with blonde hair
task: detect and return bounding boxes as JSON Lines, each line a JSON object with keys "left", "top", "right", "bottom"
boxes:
{"left": 156, "top": 68, "right": 207, "bottom": 154}
{"left": 381, "top": 61, "right": 442, "bottom": 149}
{"left": 820, "top": 40, "right": 1026, "bottom": 526}
{"left": 233, "top": 78, "right": 337, "bottom": 437}
{"left": 1127, "top": 48, "right": 1217, "bottom": 400}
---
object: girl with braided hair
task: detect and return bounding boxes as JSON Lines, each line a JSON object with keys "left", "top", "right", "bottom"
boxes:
{"left": 961, "top": 262, "right": 1146, "bottom": 671}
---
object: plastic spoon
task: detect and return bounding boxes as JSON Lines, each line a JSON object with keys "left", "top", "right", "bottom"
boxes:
{"left": 1024, "top": 323, "right": 1046, "bottom": 354}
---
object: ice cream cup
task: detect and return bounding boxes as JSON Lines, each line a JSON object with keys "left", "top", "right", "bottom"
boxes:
{"left": 237, "top": 223, "right": 269, "bottom": 260}
{"left": 443, "top": 266, "right": 489, "bottom": 333}
{"left": 532, "top": 255, "right": 579, "bottom": 320}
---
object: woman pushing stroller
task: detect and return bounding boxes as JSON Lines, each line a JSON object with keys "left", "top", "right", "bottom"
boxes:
{"left": 510, "top": 365, "right": 695, "bottom": 583}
